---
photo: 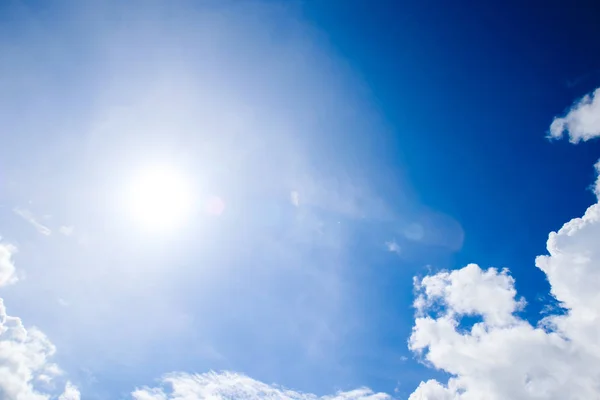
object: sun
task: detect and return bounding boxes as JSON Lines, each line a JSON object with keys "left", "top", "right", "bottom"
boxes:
{"left": 125, "top": 165, "right": 194, "bottom": 231}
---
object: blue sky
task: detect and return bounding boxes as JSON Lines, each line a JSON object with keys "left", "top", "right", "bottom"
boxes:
{"left": 1, "top": 1, "right": 600, "bottom": 399}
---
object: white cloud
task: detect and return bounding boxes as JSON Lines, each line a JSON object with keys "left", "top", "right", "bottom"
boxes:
{"left": 58, "top": 382, "right": 81, "bottom": 400}
{"left": 58, "top": 226, "right": 75, "bottom": 236}
{"left": 1, "top": 239, "right": 384, "bottom": 400}
{"left": 385, "top": 240, "right": 401, "bottom": 256}
{"left": 409, "top": 380, "right": 456, "bottom": 400}
{"left": 0, "top": 243, "right": 18, "bottom": 287}
{"left": 414, "top": 263, "right": 525, "bottom": 327}
{"left": 131, "top": 371, "right": 391, "bottom": 400}
{"left": 0, "top": 297, "right": 79, "bottom": 400}
{"left": 13, "top": 207, "right": 52, "bottom": 236}
{"left": 549, "top": 87, "right": 600, "bottom": 142}
{"left": 0, "top": 242, "right": 79, "bottom": 400}
{"left": 408, "top": 88, "right": 600, "bottom": 399}
{"left": 409, "top": 175, "right": 600, "bottom": 397}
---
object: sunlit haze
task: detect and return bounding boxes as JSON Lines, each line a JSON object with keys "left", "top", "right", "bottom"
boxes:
{"left": 1, "top": 1, "right": 600, "bottom": 400}
{"left": 125, "top": 165, "right": 194, "bottom": 232}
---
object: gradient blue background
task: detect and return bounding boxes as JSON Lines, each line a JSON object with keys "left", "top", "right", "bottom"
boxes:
{"left": 1, "top": 1, "right": 599, "bottom": 399}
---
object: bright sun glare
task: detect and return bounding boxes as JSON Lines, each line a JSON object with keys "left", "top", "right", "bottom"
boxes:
{"left": 126, "top": 165, "right": 193, "bottom": 231}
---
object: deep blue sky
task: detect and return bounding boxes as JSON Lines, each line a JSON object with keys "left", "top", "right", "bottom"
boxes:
{"left": 1, "top": 1, "right": 600, "bottom": 399}
{"left": 300, "top": 0, "right": 600, "bottom": 395}
{"left": 303, "top": 0, "right": 600, "bottom": 295}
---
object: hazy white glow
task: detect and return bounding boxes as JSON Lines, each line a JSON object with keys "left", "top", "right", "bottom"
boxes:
{"left": 125, "top": 165, "right": 193, "bottom": 231}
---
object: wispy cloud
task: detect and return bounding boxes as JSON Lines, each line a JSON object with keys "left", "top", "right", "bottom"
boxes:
{"left": 59, "top": 225, "right": 75, "bottom": 236}
{"left": 0, "top": 298, "right": 79, "bottom": 400}
{"left": 132, "top": 371, "right": 390, "bottom": 400}
{"left": 290, "top": 190, "right": 300, "bottom": 207}
{"left": 13, "top": 207, "right": 52, "bottom": 236}
{"left": 385, "top": 240, "right": 401, "bottom": 256}
{"left": 58, "top": 298, "right": 70, "bottom": 307}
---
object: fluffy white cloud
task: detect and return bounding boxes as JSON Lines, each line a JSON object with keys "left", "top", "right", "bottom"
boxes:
{"left": 0, "top": 298, "right": 79, "bottom": 400}
{"left": 0, "top": 242, "right": 79, "bottom": 400}
{"left": 58, "top": 382, "right": 81, "bottom": 400}
{"left": 408, "top": 88, "right": 600, "bottom": 399}
{"left": 549, "top": 87, "right": 600, "bottom": 142}
{"left": 413, "top": 264, "right": 525, "bottom": 327}
{"left": 131, "top": 371, "right": 390, "bottom": 400}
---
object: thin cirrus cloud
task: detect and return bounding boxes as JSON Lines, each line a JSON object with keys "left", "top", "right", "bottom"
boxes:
{"left": 291, "top": 191, "right": 300, "bottom": 207}
{"left": 13, "top": 207, "right": 52, "bottom": 236}
{"left": 58, "top": 225, "right": 75, "bottom": 237}
{"left": 409, "top": 87, "right": 600, "bottom": 399}
{"left": 131, "top": 371, "right": 390, "bottom": 400}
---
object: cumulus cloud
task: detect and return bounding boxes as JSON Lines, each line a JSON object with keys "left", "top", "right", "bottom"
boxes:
{"left": 0, "top": 297, "right": 79, "bottom": 400}
{"left": 131, "top": 371, "right": 390, "bottom": 400}
{"left": 0, "top": 242, "right": 79, "bottom": 400}
{"left": 58, "top": 382, "right": 81, "bottom": 400}
{"left": 13, "top": 207, "right": 52, "bottom": 236}
{"left": 549, "top": 87, "right": 600, "bottom": 142}
{"left": 408, "top": 88, "right": 600, "bottom": 399}
{"left": 408, "top": 197, "right": 600, "bottom": 398}
{"left": 413, "top": 264, "right": 525, "bottom": 327}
